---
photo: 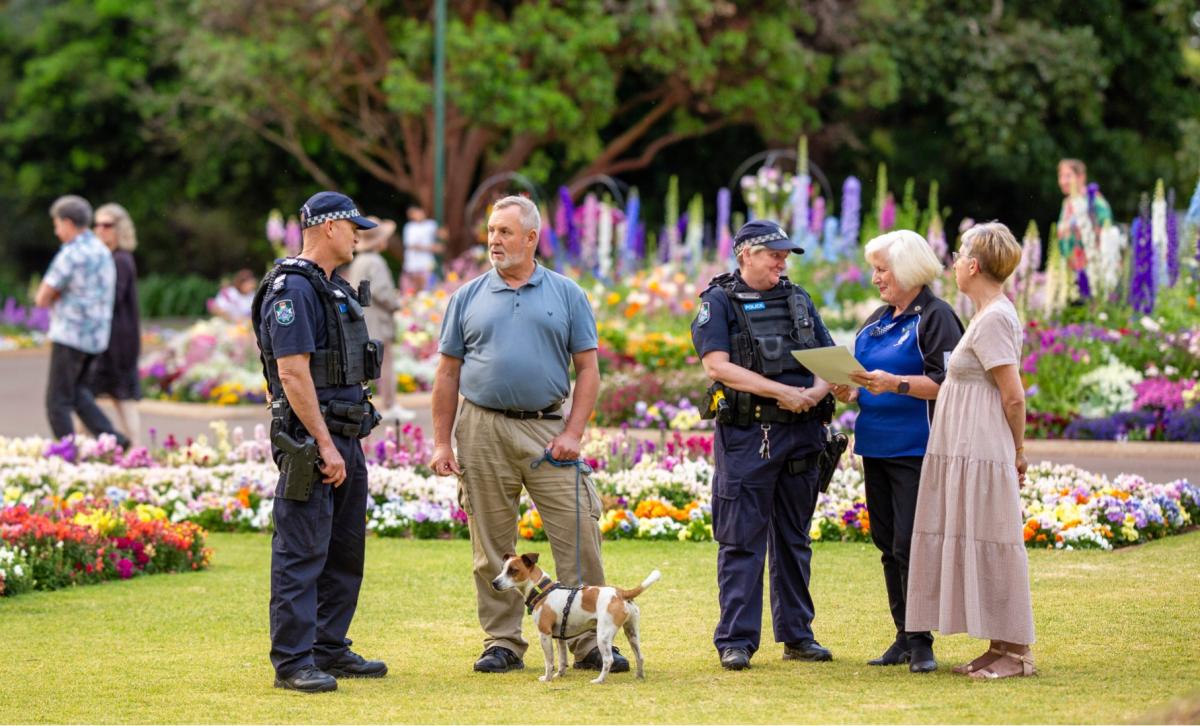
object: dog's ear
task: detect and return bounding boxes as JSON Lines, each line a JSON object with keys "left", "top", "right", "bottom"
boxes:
{"left": 521, "top": 552, "right": 540, "bottom": 566}
{"left": 501, "top": 552, "right": 517, "bottom": 562}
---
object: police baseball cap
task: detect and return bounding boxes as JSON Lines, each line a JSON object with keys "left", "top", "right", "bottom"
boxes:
{"left": 733, "top": 220, "right": 804, "bottom": 255}
{"left": 299, "top": 191, "right": 377, "bottom": 230}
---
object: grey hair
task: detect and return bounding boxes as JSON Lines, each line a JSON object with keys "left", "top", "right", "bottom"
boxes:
{"left": 96, "top": 203, "right": 138, "bottom": 252}
{"left": 864, "top": 230, "right": 943, "bottom": 290}
{"left": 492, "top": 195, "right": 541, "bottom": 235}
{"left": 50, "top": 195, "right": 93, "bottom": 229}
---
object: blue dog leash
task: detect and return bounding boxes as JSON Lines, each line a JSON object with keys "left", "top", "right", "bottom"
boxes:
{"left": 530, "top": 451, "right": 593, "bottom": 586}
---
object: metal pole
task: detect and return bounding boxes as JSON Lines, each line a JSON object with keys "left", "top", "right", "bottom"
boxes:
{"left": 433, "top": 0, "right": 446, "bottom": 225}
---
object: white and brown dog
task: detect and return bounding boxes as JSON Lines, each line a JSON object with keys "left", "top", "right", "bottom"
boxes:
{"left": 491, "top": 552, "right": 660, "bottom": 684}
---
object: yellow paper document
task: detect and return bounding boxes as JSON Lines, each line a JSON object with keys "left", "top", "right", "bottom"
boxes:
{"left": 790, "top": 346, "right": 866, "bottom": 386}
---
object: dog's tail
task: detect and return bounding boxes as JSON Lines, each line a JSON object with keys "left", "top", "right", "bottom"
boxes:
{"left": 617, "top": 569, "right": 661, "bottom": 600}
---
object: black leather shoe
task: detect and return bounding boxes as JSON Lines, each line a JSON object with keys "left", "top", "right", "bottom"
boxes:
{"left": 473, "top": 646, "right": 524, "bottom": 673}
{"left": 908, "top": 640, "right": 937, "bottom": 673}
{"left": 867, "top": 637, "right": 911, "bottom": 666}
{"left": 783, "top": 639, "right": 833, "bottom": 662}
{"left": 273, "top": 666, "right": 337, "bottom": 693}
{"left": 321, "top": 650, "right": 388, "bottom": 678}
{"left": 720, "top": 647, "right": 751, "bottom": 670}
{"left": 573, "top": 646, "right": 630, "bottom": 673}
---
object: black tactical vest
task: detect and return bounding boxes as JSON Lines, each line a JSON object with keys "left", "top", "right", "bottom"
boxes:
{"left": 706, "top": 272, "right": 820, "bottom": 376}
{"left": 252, "top": 258, "right": 381, "bottom": 397}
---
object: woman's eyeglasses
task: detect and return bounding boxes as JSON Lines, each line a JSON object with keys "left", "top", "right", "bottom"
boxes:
{"left": 94, "top": 222, "right": 115, "bottom": 229}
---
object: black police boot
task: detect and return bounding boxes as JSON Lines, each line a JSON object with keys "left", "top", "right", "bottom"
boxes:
{"left": 867, "top": 634, "right": 911, "bottom": 666}
{"left": 273, "top": 666, "right": 337, "bottom": 693}
{"left": 720, "top": 647, "right": 751, "bottom": 671}
{"left": 783, "top": 639, "right": 833, "bottom": 662}
{"left": 573, "top": 646, "right": 630, "bottom": 673}
{"left": 907, "top": 632, "right": 937, "bottom": 673}
{"left": 473, "top": 646, "right": 524, "bottom": 673}
{"left": 321, "top": 650, "right": 388, "bottom": 678}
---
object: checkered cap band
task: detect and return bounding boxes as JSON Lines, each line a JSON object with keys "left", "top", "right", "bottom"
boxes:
{"left": 734, "top": 230, "right": 788, "bottom": 255}
{"left": 301, "top": 208, "right": 364, "bottom": 229}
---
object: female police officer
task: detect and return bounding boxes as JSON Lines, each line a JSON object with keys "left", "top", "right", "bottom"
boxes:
{"left": 691, "top": 220, "right": 837, "bottom": 671}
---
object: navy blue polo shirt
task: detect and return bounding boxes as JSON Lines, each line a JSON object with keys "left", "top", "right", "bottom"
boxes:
{"left": 258, "top": 259, "right": 364, "bottom": 405}
{"left": 853, "top": 286, "right": 963, "bottom": 458}
{"left": 690, "top": 274, "right": 836, "bottom": 388}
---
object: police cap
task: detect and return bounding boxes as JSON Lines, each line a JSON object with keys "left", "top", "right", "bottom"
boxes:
{"left": 299, "top": 191, "right": 377, "bottom": 230}
{"left": 733, "top": 219, "right": 804, "bottom": 255}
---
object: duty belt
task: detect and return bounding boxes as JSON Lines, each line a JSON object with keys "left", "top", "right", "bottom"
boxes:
{"left": 748, "top": 397, "right": 820, "bottom": 424}
{"left": 477, "top": 403, "right": 563, "bottom": 421}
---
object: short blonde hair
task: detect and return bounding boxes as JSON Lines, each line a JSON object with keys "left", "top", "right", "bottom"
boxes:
{"left": 96, "top": 203, "right": 137, "bottom": 252}
{"left": 961, "top": 222, "right": 1021, "bottom": 282}
{"left": 864, "top": 230, "right": 942, "bottom": 290}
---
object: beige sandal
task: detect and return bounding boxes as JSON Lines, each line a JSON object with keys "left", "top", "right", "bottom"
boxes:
{"left": 952, "top": 646, "right": 1005, "bottom": 675}
{"left": 969, "top": 650, "right": 1037, "bottom": 680}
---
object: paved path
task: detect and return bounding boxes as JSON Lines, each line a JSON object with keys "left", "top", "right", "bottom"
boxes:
{"left": 3, "top": 348, "right": 1196, "bottom": 483}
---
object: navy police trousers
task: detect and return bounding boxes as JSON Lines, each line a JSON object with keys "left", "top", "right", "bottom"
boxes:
{"left": 711, "top": 419, "right": 823, "bottom": 655}
{"left": 269, "top": 434, "right": 368, "bottom": 678}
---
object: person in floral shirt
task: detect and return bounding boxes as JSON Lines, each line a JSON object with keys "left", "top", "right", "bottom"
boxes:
{"left": 34, "top": 195, "right": 126, "bottom": 447}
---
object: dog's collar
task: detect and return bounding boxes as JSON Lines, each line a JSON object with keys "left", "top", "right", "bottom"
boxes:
{"left": 525, "top": 575, "right": 558, "bottom": 614}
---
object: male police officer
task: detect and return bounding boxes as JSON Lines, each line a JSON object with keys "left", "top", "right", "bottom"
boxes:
{"left": 691, "top": 219, "right": 837, "bottom": 671}
{"left": 253, "top": 191, "right": 387, "bottom": 693}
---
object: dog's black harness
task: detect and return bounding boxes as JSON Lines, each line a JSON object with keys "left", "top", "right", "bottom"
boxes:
{"left": 524, "top": 575, "right": 558, "bottom": 614}
{"left": 524, "top": 575, "right": 596, "bottom": 640}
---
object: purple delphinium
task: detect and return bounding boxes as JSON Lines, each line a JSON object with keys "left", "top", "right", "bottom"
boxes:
{"left": 716, "top": 188, "right": 732, "bottom": 259}
{"left": 841, "top": 177, "right": 861, "bottom": 249}
{"left": 1129, "top": 209, "right": 1156, "bottom": 314}
{"left": 1166, "top": 188, "right": 1180, "bottom": 287}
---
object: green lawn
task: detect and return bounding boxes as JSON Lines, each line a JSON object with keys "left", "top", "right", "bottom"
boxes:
{"left": 2, "top": 532, "right": 1199, "bottom": 724}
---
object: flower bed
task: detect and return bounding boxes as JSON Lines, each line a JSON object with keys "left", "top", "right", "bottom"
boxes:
{"left": 0, "top": 502, "right": 212, "bottom": 598}
{"left": 2, "top": 427, "right": 1194, "bottom": 552}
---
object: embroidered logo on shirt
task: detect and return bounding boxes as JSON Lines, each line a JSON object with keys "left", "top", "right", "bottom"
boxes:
{"left": 273, "top": 299, "right": 296, "bottom": 326}
{"left": 696, "top": 301, "right": 711, "bottom": 326}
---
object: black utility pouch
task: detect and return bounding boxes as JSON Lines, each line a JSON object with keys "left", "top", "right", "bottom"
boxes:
{"left": 363, "top": 340, "right": 383, "bottom": 380}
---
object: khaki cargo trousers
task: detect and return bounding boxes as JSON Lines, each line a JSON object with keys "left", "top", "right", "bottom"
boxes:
{"left": 455, "top": 399, "right": 606, "bottom": 659}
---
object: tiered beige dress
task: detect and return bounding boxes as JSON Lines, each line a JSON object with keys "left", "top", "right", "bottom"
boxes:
{"left": 905, "top": 297, "right": 1036, "bottom": 645}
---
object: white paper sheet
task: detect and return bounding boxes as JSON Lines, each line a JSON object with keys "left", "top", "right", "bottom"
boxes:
{"left": 790, "top": 346, "right": 866, "bottom": 386}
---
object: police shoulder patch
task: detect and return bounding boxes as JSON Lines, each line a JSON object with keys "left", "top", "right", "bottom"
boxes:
{"left": 273, "top": 299, "right": 296, "bottom": 326}
{"left": 696, "top": 301, "right": 711, "bottom": 326}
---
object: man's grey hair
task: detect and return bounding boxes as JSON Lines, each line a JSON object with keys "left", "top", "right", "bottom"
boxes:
{"left": 492, "top": 195, "right": 540, "bottom": 234}
{"left": 49, "top": 195, "right": 93, "bottom": 229}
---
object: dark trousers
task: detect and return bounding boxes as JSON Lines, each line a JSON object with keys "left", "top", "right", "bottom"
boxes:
{"left": 711, "top": 420, "right": 823, "bottom": 655}
{"left": 269, "top": 435, "right": 369, "bottom": 678}
{"left": 862, "top": 456, "right": 931, "bottom": 646}
{"left": 45, "top": 342, "right": 119, "bottom": 441}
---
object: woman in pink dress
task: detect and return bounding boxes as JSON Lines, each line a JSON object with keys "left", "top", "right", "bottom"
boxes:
{"left": 905, "top": 222, "right": 1036, "bottom": 680}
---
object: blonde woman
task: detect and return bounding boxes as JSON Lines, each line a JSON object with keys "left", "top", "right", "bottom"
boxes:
{"left": 905, "top": 222, "right": 1036, "bottom": 679}
{"left": 89, "top": 203, "right": 142, "bottom": 445}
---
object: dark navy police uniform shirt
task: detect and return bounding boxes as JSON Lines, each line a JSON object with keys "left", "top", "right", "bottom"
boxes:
{"left": 258, "top": 260, "right": 364, "bottom": 408}
{"left": 691, "top": 274, "right": 837, "bottom": 389}
{"left": 853, "top": 285, "right": 963, "bottom": 459}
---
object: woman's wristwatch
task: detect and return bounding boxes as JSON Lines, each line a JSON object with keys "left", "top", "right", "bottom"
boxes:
{"left": 897, "top": 377, "right": 910, "bottom": 395}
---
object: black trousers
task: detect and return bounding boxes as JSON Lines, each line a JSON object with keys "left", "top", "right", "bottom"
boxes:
{"left": 269, "top": 434, "right": 369, "bottom": 678}
{"left": 45, "top": 342, "right": 120, "bottom": 441}
{"left": 862, "top": 456, "right": 932, "bottom": 646}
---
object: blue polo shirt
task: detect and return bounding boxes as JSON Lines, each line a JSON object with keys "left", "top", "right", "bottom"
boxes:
{"left": 853, "top": 286, "right": 963, "bottom": 459}
{"left": 439, "top": 264, "right": 598, "bottom": 411}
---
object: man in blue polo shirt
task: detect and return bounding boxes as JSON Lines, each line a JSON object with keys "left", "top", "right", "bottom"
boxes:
{"left": 430, "top": 195, "right": 627, "bottom": 676}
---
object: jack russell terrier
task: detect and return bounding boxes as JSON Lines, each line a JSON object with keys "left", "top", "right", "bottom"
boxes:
{"left": 491, "top": 552, "right": 661, "bottom": 684}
